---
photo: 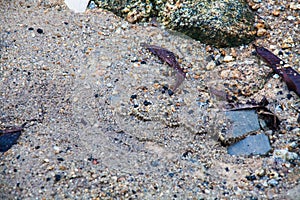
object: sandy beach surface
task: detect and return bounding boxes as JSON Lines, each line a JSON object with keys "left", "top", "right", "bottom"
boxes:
{"left": 1, "top": 0, "right": 299, "bottom": 199}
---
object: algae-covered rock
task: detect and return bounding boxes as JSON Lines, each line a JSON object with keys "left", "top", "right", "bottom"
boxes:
{"left": 95, "top": 0, "right": 256, "bottom": 47}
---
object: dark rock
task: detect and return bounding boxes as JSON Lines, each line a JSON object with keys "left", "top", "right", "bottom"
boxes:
{"left": 37, "top": 28, "right": 43, "bottom": 34}
{"left": 95, "top": 0, "right": 256, "bottom": 47}
{"left": 161, "top": 0, "right": 256, "bottom": 47}
{"left": 227, "top": 134, "right": 271, "bottom": 156}
{"left": 55, "top": 174, "right": 62, "bottom": 182}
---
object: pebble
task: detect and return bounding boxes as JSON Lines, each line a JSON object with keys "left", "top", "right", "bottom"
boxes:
{"left": 267, "top": 179, "right": 278, "bottom": 187}
{"left": 257, "top": 28, "right": 267, "bottom": 36}
{"left": 287, "top": 16, "right": 295, "bottom": 21}
{"left": 37, "top": 28, "right": 43, "bottom": 34}
{"left": 273, "top": 74, "right": 280, "bottom": 79}
{"left": 289, "top": 3, "right": 300, "bottom": 10}
{"left": 225, "top": 110, "right": 260, "bottom": 138}
{"left": 272, "top": 10, "right": 280, "bottom": 16}
{"left": 205, "top": 61, "right": 216, "bottom": 70}
{"left": 273, "top": 149, "right": 299, "bottom": 161}
{"left": 223, "top": 55, "right": 234, "bottom": 62}
{"left": 227, "top": 134, "right": 271, "bottom": 156}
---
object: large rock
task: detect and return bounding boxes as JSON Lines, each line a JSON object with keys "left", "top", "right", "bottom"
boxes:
{"left": 95, "top": 0, "right": 256, "bottom": 47}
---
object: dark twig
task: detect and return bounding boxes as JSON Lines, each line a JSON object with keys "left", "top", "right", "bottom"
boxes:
{"left": 141, "top": 43, "right": 186, "bottom": 92}
{"left": 254, "top": 44, "right": 300, "bottom": 97}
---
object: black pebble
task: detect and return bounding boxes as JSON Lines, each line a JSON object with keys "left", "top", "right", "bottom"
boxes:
{"left": 37, "top": 28, "right": 43, "bottom": 34}
{"left": 57, "top": 157, "right": 64, "bottom": 162}
{"left": 286, "top": 93, "right": 293, "bottom": 99}
{"left": 94, "top": 94, "right": 99, "bottom": 98}
{"left": 141, "top": 60, "right": 146, "bottom": 64}
{"left": 215, "top": 60, "right": 221, "bottom": 66}
{"left": 55, "top": 174, "right": 62, "bottom": 182}
{"left": 143, "top": 100, "right": 152, "bottom": 106}
{"left": 246, "top": 175, "right": 256, "bottom": 181}
{"left": 64, "top": 22, "right": 69, "bottom": 25}
{"left": 130, "top": 94, "right": 137, "bottom": 99}
{"left": 168, "top": 89, "right": 174, "bottom": 96}
{"left": 28, "top": 27, "right": 34, "bottom": 31}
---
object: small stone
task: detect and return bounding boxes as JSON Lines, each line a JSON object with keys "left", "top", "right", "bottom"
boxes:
{"left": 230, "top": 48, "right": 237, "bottom": 58}
{"left": 55, "top": 174, "right": 62, "bottom": 182}
{"left": 37, "top": 28, "right": 43, "bottom": 34}
{"left": 143, "top": 100, "right": 152, "bottom": 106}
{"left": 272, "top": 10, "right": 280, "bottom": 16}
{"left": 273, "top": 74, "right": 280, "bottom": 79}
{"left": 250, "top": 3, "right": 260, "bottom": 10}
{"left": 255, "top": 169, "right": 266, "bottom": 177}
{"left": 255, "top": 23, "right": 265, "bottom": 29}
{"left": 121, "top": 23, "right": 128, "bottom": 30}
{"left": 223, "top": 55, "right": 234, "bottom": 62}
{"left": 257, "top": 28, "right": 267, "bottom": 36}
{"left": 130, "top": 94, "right": 137, "bottom": 99}
{"left": 156, "top": 34, "right": 163, "bottom": 40}
{"left": 225, "top": 110, "right": 260, "bottom": 138}
{"left": 220, "top": 70, "right": 230, "bottom": 79}
{"left": 273, "top": 149, "right": 299, "bottom": 161}
{"left": 206, "top": 61, "right": 216, "bottom": 70}
{"left": 53, "top": 146, "right": 60, "bottom": 153}
{"left": 289, "top": 3, "right": 300, "bottom": 10}
{"left": 287, "top": 141, "right": 298, "bottom": 149}
{"left": 227, "top": 134, "right": 271, "bottom": 156}
{"left": 281, "top": 43, "right": 292, "bottom": 49}
{"left": 88, "top": 1, "right": 96, "bottom": 9}
{"left": 268, "top": 179, "right": 278, "bottom": 187}
{"left": 287, "top": 16, "right": 295, "bottom": 21}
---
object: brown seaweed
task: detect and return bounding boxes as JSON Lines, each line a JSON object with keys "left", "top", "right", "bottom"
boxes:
{"left": 254, "top": 44, "right": 300, "bottom": 97}
{"left": 141, "top": 43, "right": 186, "bottom": 92}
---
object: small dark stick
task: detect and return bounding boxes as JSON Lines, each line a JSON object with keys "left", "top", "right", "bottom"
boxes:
{"left": 253, "top": 44, "right": 283, "bottom": 74}
{"left": 254, "top": 44, "right": 300, "bottom": 97}
{"left": 141, "top": 43, "right": 186, "bottom": 92}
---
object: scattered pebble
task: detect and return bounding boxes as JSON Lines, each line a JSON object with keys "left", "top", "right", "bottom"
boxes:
{"left": 37, "top": 28, "right": 43, "bottom": 34}
{"left": 223, "top": 55, "right": 234, "bottom": 62}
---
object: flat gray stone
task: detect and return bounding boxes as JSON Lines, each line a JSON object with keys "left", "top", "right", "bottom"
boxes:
{"left": 227, "top": 134, "right": 271, "bottom": 156}
{"left": 225, "top": 110, "right": 260, "bottom": 138}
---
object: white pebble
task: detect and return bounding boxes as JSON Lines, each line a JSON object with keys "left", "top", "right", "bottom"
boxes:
{"left": 106, "top": 83, "right": 113, "bottom": 88}
{"left": 287, "top": 16, "right": 295, "bottom": 20}
{"left": 223, "top": 55, "right": 234, "bottom": 62}
{"left": 267, "top": 83, "right": 272, "bottom": 88}
{"left": 273, "top": 74, "right": 280, "bottom": 79}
